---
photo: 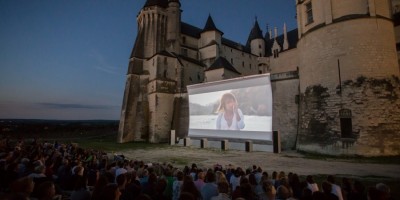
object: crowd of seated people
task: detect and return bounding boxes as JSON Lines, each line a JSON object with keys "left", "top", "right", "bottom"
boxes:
{"left": 0, "top": 137, "right": 395, "bottom": 200}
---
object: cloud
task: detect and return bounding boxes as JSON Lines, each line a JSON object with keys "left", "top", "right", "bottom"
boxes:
{"left": 89, "top": 50, "right": 123, "bottom": 75}
{"left": 93, "top": 64, "right": 120, "bottom": 75}
{"left": 37, "top": 102, "right": 118, "bottom": 110}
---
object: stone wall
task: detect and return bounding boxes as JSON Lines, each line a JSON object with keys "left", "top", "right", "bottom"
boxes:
{"left": 271, "top": 76, "right": 300, "bottom": 150}
{"left": 298, "top": 18, "right": 398, "bottom": 92}
{"left": 298, "top": 76, "right": 400, "bottom": 156}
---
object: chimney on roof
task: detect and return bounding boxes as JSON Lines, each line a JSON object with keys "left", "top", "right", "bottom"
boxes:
{"left": 283, "top": 23, "right": 289, "bottom": 50}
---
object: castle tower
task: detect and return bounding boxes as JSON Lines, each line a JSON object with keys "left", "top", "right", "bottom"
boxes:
{"left": 166, "top": 0, "right": 181, "bottom": 53}
{"left": 118, "top": 0, "right": 179, "bottom": 143}
{"left": 247, "top": 18, "right": 266, "bottom": 57}
{"left": 199, "top": 15, "right": 223, "bottom": 67}
{"left": 140, "top": 0, "right": 169, "bottom": 56}
{"left": 296, "top": 0, "right": 400, "bottom": 155}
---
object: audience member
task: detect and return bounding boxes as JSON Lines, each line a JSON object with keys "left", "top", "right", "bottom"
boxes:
{"left": 181, "top": 175, "right": 202, "bottom": 200}
{"left": 201, "top": 170, "right": 218, "bottom": 200}
{"left": 327, "top": 175, "right": 344, "bottom": 200}
{"left": 70, "top": 176, "right": 91, "bottom": 200}
{"left": 211, "top": 181, "right": 230, "bottom": 200}
{"left": 306, "top": 175, "right": 319, "bottom": 193}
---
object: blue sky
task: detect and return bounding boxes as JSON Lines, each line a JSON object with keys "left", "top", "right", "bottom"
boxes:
{"left": 0, "top": 0, "right": 296, "bottom": 120}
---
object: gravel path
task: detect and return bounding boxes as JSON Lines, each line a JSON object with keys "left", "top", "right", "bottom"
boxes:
{"left": 118, "top": 146, "right": 400, "bottom": 179}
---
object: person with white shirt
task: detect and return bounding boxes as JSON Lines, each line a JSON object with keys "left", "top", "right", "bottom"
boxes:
{"left": 216, "top": 93, "right": 245, "bottom": 130}
{"left": 327, "top": 175, "right": 344, "bottom": 200}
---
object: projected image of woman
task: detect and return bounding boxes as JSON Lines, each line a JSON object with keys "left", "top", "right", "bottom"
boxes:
{"left": 216, "top": 93, "right": 245, "bottom": 130}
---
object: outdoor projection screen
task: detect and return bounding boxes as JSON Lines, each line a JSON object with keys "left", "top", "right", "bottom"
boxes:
{"left": 187, "top": 74, "right": 273, "bottom": 141}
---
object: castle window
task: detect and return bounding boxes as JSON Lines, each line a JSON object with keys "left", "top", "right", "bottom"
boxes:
{"left": 250, "top": 64, "right": 251, "bottom": 69}
{"left": 242, "top": 61, "right": 244, "bottom": 67}
{"left": 182, "top": 36, "right": 186, "bottom": 44}
{"left": 231, "top": 58, "right": 233, "bottom": 64}
{"left": 164, "top": 57, "right": 167, "bottom": 64}
{"left": 305, "top": 2, "right": 314, "bottom": 24}
{"left": 182, "top": 48, "right": 188, "bottom": 56}
{"left": 259, "top": 70, "right": 262, "bottom": 74}
{"left": 231, "top": 49, "right": 233, "bottom": 52}
{"left": 259, "top": 44, "right": 262, "bottom": 49}
{"left": 339, "top": 109, "right": 352, "bottom": 138}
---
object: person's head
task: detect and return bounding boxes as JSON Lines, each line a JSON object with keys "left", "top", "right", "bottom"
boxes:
{"left": 375, "top": 183, "right": 391, "bottom": 199}
{"left": 306, "top": 175, "right": 315, "bottom": 184}
{"left": 116, "top": 173, "right": 127, "bottom": 188}
{"left": 217, "top": 181, "right": 229, "bottom": 194}
{"left": 277, "top": 185, "right": 290, "bottom": 199}
{"left": 327, "top": 175, "right": 336, "bottom": 184}
{"left": 74, "top": 166, "right": 84, "bottom": 176}
{"left": 197, "top": 171, "right": 205, "bottom": 180}
{"left": 321, "top": 181, "right": 332, "bottom": 194}
{"left": 217, "top": 93, "right": 238, "bottom": 113}
{"left": 205, "top": 171, "right": 216, "bottom": 183}
{"left": 215, "top": 171, "right": 227, "bottom": 184}
{"left": 176, "top": 170, "right": 184, "bottom": 181}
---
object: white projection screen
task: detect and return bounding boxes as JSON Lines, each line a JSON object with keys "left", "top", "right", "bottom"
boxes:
{"left": 187, "top": 74, "right": 273, "bottom": 141}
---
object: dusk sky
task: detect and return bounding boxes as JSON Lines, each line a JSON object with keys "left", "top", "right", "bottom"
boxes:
{"left": 0, "top": 0, "right": 297, "bottom": 120}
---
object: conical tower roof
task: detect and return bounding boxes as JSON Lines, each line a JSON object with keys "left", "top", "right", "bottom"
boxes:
{"left": 202, "top": 15, "right": 223, "bottom": 34}
{"left": 246, "top": 18, "right": 264, "bottom": 47}
{"left": 249, "top": 19, "right": 264, "bottom": 40}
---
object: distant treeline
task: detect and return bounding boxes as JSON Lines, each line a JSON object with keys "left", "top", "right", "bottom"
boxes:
{"left": 0, "top": 119, "right": 119, "bottom": 138}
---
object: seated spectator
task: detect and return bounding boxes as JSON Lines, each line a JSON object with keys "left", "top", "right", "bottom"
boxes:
{"left": 306, "top": 175, "right": 319, "bottom": 193}
{"left": 327, "top": 175, "right": 344, "bottom": 200}
{"left": 91, "top": 175, "right": 110, "bottom": 200}
{"left": 194, "top": 171, "right": 205, "bottom": 192}
{"left": 142, "top": 173, "right": 157, "bottom": 197}
{"left": 70, "top": 176, "right": 91, "bottom": 200}
{"left": 276, "top": 185, "right": 296, "bottom": 200}
{"left": 201, "top": 170, "right": 218, "bottom": 200}
{"left": 173, "top": 171, "right": 184, "bottom": 200}
{"left": 211, "top": 181, "right": 230, "bottom": 200}
{"left": 321, "top": 181, "right": 339, "bottom": 200}
{"left": 120, "top": 172, "right": 142, "bottom": 200}
{"left": 181, "top": 175, "right": 201, "bottom": 200}
{"left": 258, "top": 180, "right": 276, "bottom": 200}
{"left": 152, "top": 178, "right": 168, "bottom": 200}
{"left": 376, "top": 183, "right": 394, "bottom": 200}
{"left": 348, "top": 180, "right": 366, "bottom": 200}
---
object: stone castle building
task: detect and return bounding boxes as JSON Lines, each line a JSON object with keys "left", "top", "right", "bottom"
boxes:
{"left": 118, "top": 0, "right": 400, "bottom": 156}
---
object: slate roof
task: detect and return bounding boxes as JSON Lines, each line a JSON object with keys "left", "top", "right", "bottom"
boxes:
{"left": 266, "top": 28, "right": 299, "bottom": 53}
{"left": 202, "top": 15, "right": 223, "bottom": 34}
{"left": 206, "top": 57, "right": 241, "bottom": 74}
{"left": 143, "top": 0, "right": 169, "bottom": 8}
{"left": 181, "top": 22, "right": 250, "bottom": 53}
{"left": 246, "top": 19, "right": 264, "bottom": 46}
